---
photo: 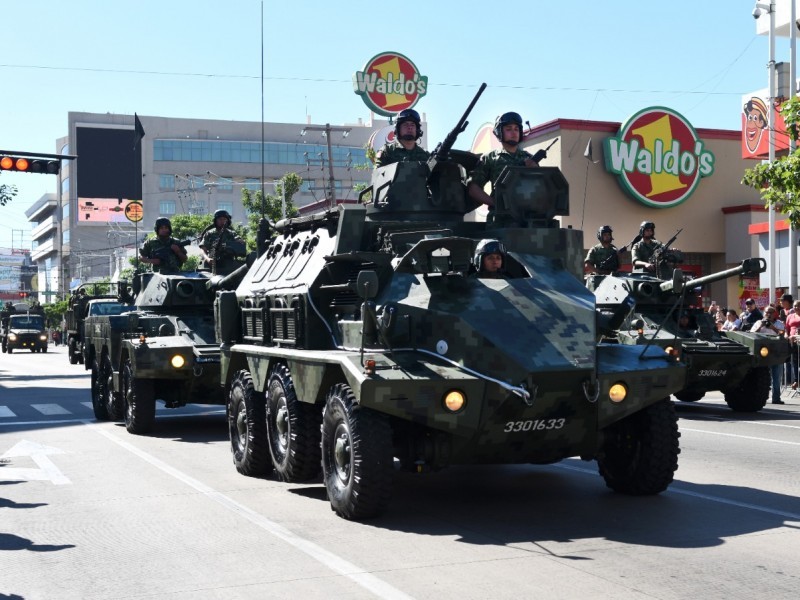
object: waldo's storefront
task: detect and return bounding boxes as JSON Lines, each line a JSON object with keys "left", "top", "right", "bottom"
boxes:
{"left": 473, "top": 107, "right": 771, "bottom": 311}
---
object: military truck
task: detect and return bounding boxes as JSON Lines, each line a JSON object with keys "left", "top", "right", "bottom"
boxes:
{"left": 1, "top": 312, "right": 48, "bottom": 353}
{"left": 592, "top": 258, "right": 788, "bottom": 412}
{"left": 83, "top": 269, "right": 243, "bottom": 433}
{"left": 215, "top": 92, "right": 687, "bottom": 520}
{"left": 65, "top": 283, "right": 128, "bottom": 365}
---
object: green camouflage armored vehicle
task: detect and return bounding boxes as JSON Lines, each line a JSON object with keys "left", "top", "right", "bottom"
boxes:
{"left": 214, "top": 90, "right": 687, "bottom": 520}
{"left": 65, "top": 283, "right": 128, "bottom": 365}
{"left": 592, "top": 258, "right": 788, "bottom": 412}
{"left": 84, "top": 269, "right": 243, "bottom": 433}
{"left": 1, "top": 312, "right": 48, "bottom": 353}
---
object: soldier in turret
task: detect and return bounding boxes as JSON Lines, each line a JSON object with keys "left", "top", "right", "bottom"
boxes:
{"left": 585, "top": 225, "right": 627, "bottom": 275}
{"left": 200, "top": 210, "right": 246, "bottom": 275}
{"left": 140, "top": 217, "right": 187, "bottom": 274}
{"left": 375, "top": 108, "right": 429, "bottom": 167}
{"left": 467, "top": 111, "right": 539, "bottom": 208}
{"left": 473, "top": 239, "right": 508, "bottom": 278}
{"left": 632, "top": 221, "right": 664, "bottom": 273}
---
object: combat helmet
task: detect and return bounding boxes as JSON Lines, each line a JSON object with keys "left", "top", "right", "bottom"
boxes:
{"left": 493, "top": 111, "right": 524, "bottom": 144}
{"left": 597, "top": 225, "right": 614, "bottom": 241}
{"left": 394, "top": 108, "right": 423, "bottom": 140}
{"left": 154, "top": 217, "right": 172, "bottom": 234}
{"left": 639, "top": 221, "right": 655, "bottom": 237}
{"left": 473, "top": 239, "right": 507, "bottom": 271}
{"left": 214, "top": 209, "right": 232, "bottom": 227}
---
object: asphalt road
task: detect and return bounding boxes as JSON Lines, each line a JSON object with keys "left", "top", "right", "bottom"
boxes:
{"left": 2, "top": 346, "right": 799, "bottom": 600}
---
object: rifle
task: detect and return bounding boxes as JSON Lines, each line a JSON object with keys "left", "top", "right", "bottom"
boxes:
{"left": 427, "top": 82, "right": 487, "bottom": 170}
{"left": 650, "top": 228, "right": 683, "bottom": 277}
{"left": 532, "top": 138, "right": 559, "bottom": 163}
{"left": 151, "top": 239, "right": 191, "bottom": 266}
{"left": 596, "top": 249, "right": 621, "bottom": 273}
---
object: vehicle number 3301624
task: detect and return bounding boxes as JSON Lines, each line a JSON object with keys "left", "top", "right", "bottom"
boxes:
{"left": 503, "top": 418, "right": 566, "bottom": 433}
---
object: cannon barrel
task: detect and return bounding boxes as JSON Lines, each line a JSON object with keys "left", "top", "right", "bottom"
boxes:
{"left": 659, "top": 258, "right": 765, "bottom": 294}
{"left": 206, "top": 262, "right": 249, "bottom": 292}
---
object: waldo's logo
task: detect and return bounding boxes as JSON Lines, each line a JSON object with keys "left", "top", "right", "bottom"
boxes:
{"left": 603, "top": 107, "right": 714, "bottom": 208}
{"left": 353, "top": 52, "right": 427, "bottom": 117}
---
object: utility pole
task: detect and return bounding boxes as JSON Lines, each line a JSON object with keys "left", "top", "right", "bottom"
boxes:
{"left": 300, "top": 124, "right": 352, "bottom": 209}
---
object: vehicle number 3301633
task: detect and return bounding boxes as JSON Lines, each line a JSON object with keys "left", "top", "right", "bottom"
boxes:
{"left": 503, "top": 418, "right": 566, "bottom": 433}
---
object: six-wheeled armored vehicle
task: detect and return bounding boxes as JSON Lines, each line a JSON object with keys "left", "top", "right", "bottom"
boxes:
{"left": 592, "top": 258, "right": 789, "bottom": 412}
{"left": 214, "top": 100, "right": 687, "bottom": 519}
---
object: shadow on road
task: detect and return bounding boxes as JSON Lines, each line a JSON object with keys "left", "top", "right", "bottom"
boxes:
{"left": 0, "top": 532, "right": 75, "bottom": 552}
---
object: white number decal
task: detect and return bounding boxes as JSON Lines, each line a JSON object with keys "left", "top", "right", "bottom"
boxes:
{"left": 503, "top": 418, "right": 566, "bottom": 433}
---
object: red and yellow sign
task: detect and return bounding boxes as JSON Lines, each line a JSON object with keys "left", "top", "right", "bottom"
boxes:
{"left": 603, "top": 107, "right": 715, "bottom": 209}
{"left": 741, "top": 94, "right": 790, "bottom": 159}
{"left": 353, "top": 52, "right": 427, "bottom": 117}
{"left": 124, "top": 201, "right": 143, "bottom": 223}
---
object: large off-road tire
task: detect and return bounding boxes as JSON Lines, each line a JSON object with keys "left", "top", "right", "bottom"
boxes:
{"left": 228, "top": 370, "right": 271, "bottom": 477}
{"left": 102, "top": 355, "right": 124, "bottom": 421}
{"left": 123, "top": 359, "right": 156, "bottom": 435}
{"left": 266, "top": 364, "right": 322, "bottom": 482}
{"left": 6, "top": 347, "right": 12, "bottom": 354}
{"left": 723, "top": 366, "right": 770, "bottom": 412}
{"left": 674, "top": 390, "right": 705, "bottom": 403}
{"left": 321, "top": 384, "right": 393, "bottom": 520}
{"left": 68, "top": 339, "right": 79, "bottom": 364}
{"left": 91, "top": 356, "right": 110, "bottom": 421}
{"left": 597, "top": 398, "right": 680, "bottom": 495}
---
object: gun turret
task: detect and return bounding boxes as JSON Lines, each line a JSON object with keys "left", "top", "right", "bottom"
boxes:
{"left": 659, "top": 258, "right": 766, "bottom": 294}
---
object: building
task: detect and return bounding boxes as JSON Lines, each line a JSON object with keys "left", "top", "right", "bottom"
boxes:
{"left": 27, "top": 112, "right": 417, "bottom": 299}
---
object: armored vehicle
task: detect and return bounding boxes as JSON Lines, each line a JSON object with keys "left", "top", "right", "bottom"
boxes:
{"left": 593, "top": 258, "right": 788, "bottom": 412}
{"left": 1, "top": 312, "right": 48, "bottom": 353}
{"left": 215, "top": 92, "right": 687, "bottom": 520}
{"left": 65, "top": 283, "right": 128, "bottom": 365}
{"left": 84, "top": 269, "right": 242, "bottom": 433}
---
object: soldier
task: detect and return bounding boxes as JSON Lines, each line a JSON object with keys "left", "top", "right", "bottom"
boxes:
{"left": 584, "top": 225, "right": 626, "bottom": 275}
{"left": 199, "top": 210, "right": 247, "bottom": 275}
{"left": 29, "top": 300, "right": 45, "bottom": 316}
{"left": 375, "top": 108, "right": 429, "bottom": 167}
{"left": 139, "top": 217, "right": 187, "bottom": 274}
{"left": 467, "top": 111, "right": 540, "bottom": 208}
{"left": 473, "top": 239, "right": 508, "bottom": 278}
{"left": 632, "top": 221, "right": 664, "bottom": 273}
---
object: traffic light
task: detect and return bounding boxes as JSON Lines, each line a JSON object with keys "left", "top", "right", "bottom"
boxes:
{"left": 0, "top": 155, "right": 60, "bottom": 175}
{"left": 18, "top": 291, "right": 27, "bottom": 298}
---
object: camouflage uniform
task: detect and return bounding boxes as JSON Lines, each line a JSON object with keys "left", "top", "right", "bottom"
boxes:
{"left": 200, "top": 228, "right": 246, "bottom": 275}
{"left": 585, "top": 243, "right": 620, "bottom": 274}
{"left": 375, "top": 142, "right": 429, "bottom": 167}
{"left": 468, "top": 147, "right": 536, "bottom": 191}
{"left": 632, "top": 238, "right": 664, "bottom": 271}
{"left": 141, "top": 237, "right": 183, "bottom": 274}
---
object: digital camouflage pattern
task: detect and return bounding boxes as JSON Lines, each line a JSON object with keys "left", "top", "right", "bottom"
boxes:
{"left": 141, "top": 237, "right": 183, "bottom": 274}
{"left": 375, "top": 141, "right": 430, "bottom": 167}
{"left": 468, "top": 147, "right": 537, "bottom": 190}
{"left": 593, "top": 258, "right": 788, "bottom": 412}
{"left": 217, "top": 132, "right": 687, "bottom": 519}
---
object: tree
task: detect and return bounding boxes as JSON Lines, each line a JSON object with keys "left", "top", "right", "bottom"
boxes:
{"left": 240, "top": 173, "right": 302, "bottom": 250}
{"left": 44, "top": 299, "right": 69, "bottom": 328}
{"left": 742, "top": 96, "right": 800, "bottom": 228}
{"left": 0, "top": 179, "right": 17, "bottom": 207}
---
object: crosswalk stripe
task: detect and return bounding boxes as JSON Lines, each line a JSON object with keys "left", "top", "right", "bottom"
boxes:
{"left": 0, "top": 406, "right": 16, "bottom": 418}
{"left": 81, "top": 402, "right": 93, "bottom": 410}
{"left": 31, "top": 404, "right": 71, "bottom": 416}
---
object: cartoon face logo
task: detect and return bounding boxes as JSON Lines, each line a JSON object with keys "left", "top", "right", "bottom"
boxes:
{"left": 743, "top": 97, "right": 768, "bottom": 154}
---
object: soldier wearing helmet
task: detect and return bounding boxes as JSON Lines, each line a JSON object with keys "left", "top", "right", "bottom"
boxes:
{"left": 467, "top": 111, "right": 539, "bottom": 208}
{"left": 473, "top": 239, "right": 508, "bottom": 278}
{"left": 584, "top": 225, "right": 624, "bottom": 275}
{"left": 632, "top": 221, "right": 664, "bottom": 272}
{"left": 375, "top": 108, "right": 430, "bottom": 167}
{"left": 140, "top": 217, "right": 187, "bottom": 274}
{"left": 199, "top": 209, "right": 247, "bottom": 275}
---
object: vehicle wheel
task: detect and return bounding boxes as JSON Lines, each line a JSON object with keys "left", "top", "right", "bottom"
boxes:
{"left": 42, "top": 346, "right": 47, "bottom": 353}
{"left": 597, "top": 398, "right": 680, "bottom": 495}
{"left": 724, "top": 366, "right": 770, "bottom": 412}
{"left": 228, "top": 369, "right": 271, "bottom": 476}
{"left": 321, "top": 383, "right": 393, "bottom": 520}
{"left": 91, "top": 356, "right": 109, "bottom": 420}
{"left": 68, "top": 339, "right": 79, "bottom": 364}
{"left": 102, "top": 355, "right": 124, "bottom": 421}
{"left": 266, "top": 364, "right": 322, "bottom": 482}
{"left": 674, "top": 390, "right": 704, "bottom": 402}
{"left": 123, "top": 359, "right": 156, "bottom": 435}
{"left": 7, "top": 347, "right": 11, "bottom": 354}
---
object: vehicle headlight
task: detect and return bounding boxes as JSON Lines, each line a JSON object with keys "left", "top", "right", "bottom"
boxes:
{"left": 760, "top": 347, "right": 769, "bottom": 358}
{"left": 39, "top": 335, "right": 47, "bottom": 341}
{"left": 609, "top": 383, "right": 627, "bottom": 403}
{"left": 170, "top": 354, "right": 186, "bottom": 369}
{"left": 442, "top": 389, "right": 466, "bottom": 413}
{"left": 7, "top": 333, "right": 17, "bottom": 341}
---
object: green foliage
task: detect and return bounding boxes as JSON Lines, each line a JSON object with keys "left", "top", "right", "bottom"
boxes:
{"left": 45, "top": 299, "right": 69, "bottom": 328}
{"left": 241, "top": 173, "right": 302, "bottom": 249}
{"left": 0, "top": 180, "right": 17, "bottom": 207}
{"left": 742, "top": 96, "right": 800, "bottom": 228}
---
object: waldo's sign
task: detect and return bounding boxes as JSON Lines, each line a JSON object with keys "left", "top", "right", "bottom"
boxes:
{"left": 604, "top": 107, "right": 714, "bottom": 209}
{"left": 353, "top": 52, "right": 427, "bottom": 117}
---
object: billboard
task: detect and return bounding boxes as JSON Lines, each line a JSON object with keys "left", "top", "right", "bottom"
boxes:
{"left": 741, "top": 91, "right": 790, "bottom": 159}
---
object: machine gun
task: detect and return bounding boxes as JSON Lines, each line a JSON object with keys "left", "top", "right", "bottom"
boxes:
{"left": 426, "top": 82, "right": 487, "bottom": 170}
{"left": 151, "top": 239, "right": 191, "bottom": 266}
{"left": 650, "top": 228, "right": 683, "bottom": 278}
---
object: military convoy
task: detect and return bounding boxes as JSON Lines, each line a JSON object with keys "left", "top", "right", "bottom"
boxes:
{"left": 82, "top": 269, "right": 243, "bottom": 433}
{"left": 1, "top": 310, "right": 48, "bottom": 353}
{"left": 593, "top": 258, "right": 789, "bottom": 412}
{"left": 65, "top": 283, "right": 127, "bottom": 365}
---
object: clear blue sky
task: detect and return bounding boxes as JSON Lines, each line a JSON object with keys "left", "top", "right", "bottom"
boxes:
{"left": 0, "top": 0, "right": 787, "bottom": 248}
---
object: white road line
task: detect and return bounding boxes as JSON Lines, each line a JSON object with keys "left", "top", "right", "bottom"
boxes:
{"left": 0, "top": 407, "right": 16, "bottom": 418}
{"left": 91, "top": 424, "right": 414, "bottom": 600}
{"left": 681, "top": 427, "right": 800, "bottom": 446}
{"left": 81, "top": 402, "right": 93, "bottom": 410}
{"left": 31, "top": 404, "right": 71, "bottom": 416}
{"left": 691, "top": 416, "right": 800, "bottom": 431}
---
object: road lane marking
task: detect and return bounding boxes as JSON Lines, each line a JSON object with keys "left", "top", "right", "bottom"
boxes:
{"left": 1, "top": 439, "right": 71, "bottom": 485}
{"left": 681, "top": 427, "right": 800, "bottom": 446}
{"left": 81, "top": 402, "right": 93, "bottom": 410}
{"left": 32, "top": 404, "right": 71, "bottom": 415}
{"left": 91, "top": 424, "right": 414, "bottom": 600}
{"left": 0, "top": 407, "right": 16, "bottom": 418}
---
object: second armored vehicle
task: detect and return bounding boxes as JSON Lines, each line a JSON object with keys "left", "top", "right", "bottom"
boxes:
{"left": 1, "top": 312, "right": 48, "bottom": 353}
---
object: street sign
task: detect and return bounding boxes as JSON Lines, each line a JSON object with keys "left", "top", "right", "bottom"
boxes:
{"left": 124, "top": 201, "right": 143, "bottom": 223}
